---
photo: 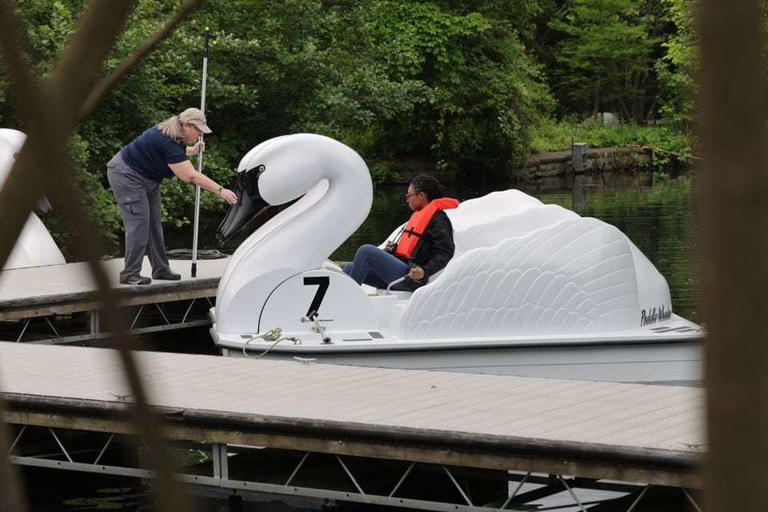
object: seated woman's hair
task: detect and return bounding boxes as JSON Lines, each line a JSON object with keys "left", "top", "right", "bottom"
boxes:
{"left": 411, "top": 174, "right": 445, "bottom": 202}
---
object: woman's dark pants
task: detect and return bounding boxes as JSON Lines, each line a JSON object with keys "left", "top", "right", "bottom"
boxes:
{"left": 107, "top": 152, "right": 171, "bottom": 280}
{"left": 343, "top": 244, "right": 410, "bottom": 290}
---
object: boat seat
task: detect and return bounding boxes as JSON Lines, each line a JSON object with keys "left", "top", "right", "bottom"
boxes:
{"left": 322, "top": 259, "right": 344, "bottom": 273}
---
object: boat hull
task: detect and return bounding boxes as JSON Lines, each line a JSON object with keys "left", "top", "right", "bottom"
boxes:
{"left": 216, "top": 332, "right": 702, "bottom": 384}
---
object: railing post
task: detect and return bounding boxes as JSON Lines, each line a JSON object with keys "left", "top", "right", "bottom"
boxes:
{"left": 571, "top": 142, "right": 588, "bottom": 172}
{"left": 213, "top": 443, "right": 228, "bottom": 480}
{"left": 90, "top": 311, "right": 100, "bottom": 335}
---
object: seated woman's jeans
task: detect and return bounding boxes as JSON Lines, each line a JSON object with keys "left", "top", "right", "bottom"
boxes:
{"left": 343, "top": 244, "right": 410, "bottom": 290}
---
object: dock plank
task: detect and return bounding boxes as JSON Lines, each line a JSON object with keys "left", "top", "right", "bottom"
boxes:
{"left": 0, "top": 258, "right": 228, "bottom": 319}
{"left": 0, "top": 343, "right": 704, "bottom": 458}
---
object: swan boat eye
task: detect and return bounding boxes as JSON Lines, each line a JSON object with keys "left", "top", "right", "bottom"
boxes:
{"left": 239, "top": 164, "right": 266, "bottom": 200}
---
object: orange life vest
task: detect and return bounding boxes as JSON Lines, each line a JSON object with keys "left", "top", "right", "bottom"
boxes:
{"left": 394, "top": 197, "right": 459, "bottom": 260}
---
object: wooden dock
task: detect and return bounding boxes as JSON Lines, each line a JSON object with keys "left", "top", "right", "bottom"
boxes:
{"left": 0, "top": 343, "right": 704, "bottom": 511}
{"left": 0, "top": 257, "right": 228, "bottom": 343}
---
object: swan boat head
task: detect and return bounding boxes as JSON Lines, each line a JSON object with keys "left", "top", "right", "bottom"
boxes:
{"left": 214, "top": 134, "right": 374, "bottom": 335}
{"left": 0, "top": 128, "right": 27, "bottom": 186}
{"left": 0, "top": 129, "right": 52, "bottom": 214}
{"left": 0, "top": 128, "right": 64, "bottom": 269}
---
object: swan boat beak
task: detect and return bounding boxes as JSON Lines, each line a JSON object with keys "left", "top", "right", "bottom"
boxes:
{"left": 217, "top": 164, "right": 270, "bottom": 242}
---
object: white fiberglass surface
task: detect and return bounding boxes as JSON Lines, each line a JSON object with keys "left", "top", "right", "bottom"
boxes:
{"left": 0, "top": 128, "right": 65, "bottom": 270}
{"left": 214, "top": 134, "right": 694, "bottom": 352}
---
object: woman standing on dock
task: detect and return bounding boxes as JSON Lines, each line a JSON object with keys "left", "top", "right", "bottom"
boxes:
{"left": 107, "top": 108, "right": 238, "bottom": 285}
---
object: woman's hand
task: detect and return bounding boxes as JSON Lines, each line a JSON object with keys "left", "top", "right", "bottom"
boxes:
{"left": 187, "top": 141, "right": 206, "bottom": 155}
{"left": 219, "top": 187, "right": 238, "bottom": 204}
{"left": 408, "top": 266, "right": 425, "bottom": 281}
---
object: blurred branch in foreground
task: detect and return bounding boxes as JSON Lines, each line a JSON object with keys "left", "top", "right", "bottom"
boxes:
{"left": 699, "top": 0, "right": 768, "bottom": 511}
{"left": 0, "top": 1, "right": 201, "bottom": 510}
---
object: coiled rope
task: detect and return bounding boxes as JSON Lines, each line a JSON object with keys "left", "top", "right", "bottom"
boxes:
{"left": 241, "top": 327, "right": 301, "bottom": 359}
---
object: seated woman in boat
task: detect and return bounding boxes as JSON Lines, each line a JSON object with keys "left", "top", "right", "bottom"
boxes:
{"left": 343, "top": 174, "right": 459, "bottom": 291}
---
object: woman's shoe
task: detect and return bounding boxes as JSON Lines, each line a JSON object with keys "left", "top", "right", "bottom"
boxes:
{"left": 152, "top": 270, "right": 181, "bottom": 281}
{"left": 119, "top": 275, "right": 152, "bottom": 285}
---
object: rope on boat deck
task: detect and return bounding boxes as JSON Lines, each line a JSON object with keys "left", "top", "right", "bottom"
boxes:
{"left": 242, "top": 327, "right": 301, "bottom": 359}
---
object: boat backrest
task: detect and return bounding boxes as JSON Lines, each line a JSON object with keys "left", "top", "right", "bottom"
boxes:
{"left": 446, "top": 190, "right": 543, "bottom": 232}
{"left": 453, "top": 204, "right": 578, "bottom": 258}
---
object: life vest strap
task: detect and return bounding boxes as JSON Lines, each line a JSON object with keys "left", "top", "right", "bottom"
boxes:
{"left": 402, "top": 227, "right": 423, "bottom": 237}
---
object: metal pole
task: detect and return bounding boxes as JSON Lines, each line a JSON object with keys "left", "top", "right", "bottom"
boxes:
{"left": 191, "top": 30, "right": 216, "bottom": 278}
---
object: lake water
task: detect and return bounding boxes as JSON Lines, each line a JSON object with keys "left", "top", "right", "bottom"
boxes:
{"left": 19, "top": 172, "right": 701, "bottom": 511}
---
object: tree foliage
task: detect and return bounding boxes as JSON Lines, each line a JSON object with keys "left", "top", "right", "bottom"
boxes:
{"left": 304, "top": 1, "right": 551, "bottom": 174}
{"left": 655, "top": 0, "right": 698, "bottom": 128}
{"left": 548, "top": 0, "right": 662, "bottom": 122}
{"left": 0, "top": 0, "right": 709, "bottom": 257}
{"left": 0, "top": 0, "right": 553, "bottom": 255}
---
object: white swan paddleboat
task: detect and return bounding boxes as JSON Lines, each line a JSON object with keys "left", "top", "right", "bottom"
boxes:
{"left": 210, "top": 134, "right": 702, "bottom": 383}
{"left": 0, "top": 129, "right": 65, "bottom": 270}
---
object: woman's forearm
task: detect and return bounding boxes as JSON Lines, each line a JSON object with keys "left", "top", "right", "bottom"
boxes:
{"left": 168, "top": 160, "right": 237, "bottom": 204}
{"left": 191, "top": 171, "right": 238, "bottom": 204}
{"left": 189, "top": 171, "right": 225, "bottom": 194}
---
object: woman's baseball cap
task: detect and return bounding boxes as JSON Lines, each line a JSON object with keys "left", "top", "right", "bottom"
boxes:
{"left": 178, "top": 107, "right": 212, "bottom": 134}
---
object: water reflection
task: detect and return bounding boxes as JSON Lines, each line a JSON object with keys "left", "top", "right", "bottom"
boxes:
{"left": 572, "top": 173, "right": 587, "bottom": 212}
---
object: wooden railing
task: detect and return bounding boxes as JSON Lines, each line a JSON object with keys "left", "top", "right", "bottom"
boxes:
{"left": 0, "top": 2, "right": 201, "bottom": 510}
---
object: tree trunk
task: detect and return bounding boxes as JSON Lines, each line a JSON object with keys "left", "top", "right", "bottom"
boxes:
{"left": 699, "top": 0, "right": 768, "bottom": 511}
{"left": 592, "top": 86, "right": 600, "bottom": 121}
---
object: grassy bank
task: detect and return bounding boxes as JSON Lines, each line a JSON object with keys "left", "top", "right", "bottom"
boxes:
{"left": 530, "top": 119, "right": 695, "bottom": 167}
